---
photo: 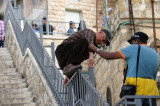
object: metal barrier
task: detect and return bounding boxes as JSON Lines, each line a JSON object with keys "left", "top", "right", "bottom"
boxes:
{"left": 24, "top": 19, "right": 80, "bottom": 36}
{"left": 4, "top": 1, "right": 109, "bottom": 106}
{"left": 114, "top": 95, "right": 160, "bottom": 106}
{"left": 67, "top": 70, "right": 108, "bottom": 106}
{"left": 5, "top": 1, "right": 66, "bottom": 105}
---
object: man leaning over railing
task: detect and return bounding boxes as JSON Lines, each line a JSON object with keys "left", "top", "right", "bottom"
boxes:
{"left": 55, "top": 28, "right": 111, "bottom": 84}
{"left": 88, "top": 32, "right": 159, "bottom": 106}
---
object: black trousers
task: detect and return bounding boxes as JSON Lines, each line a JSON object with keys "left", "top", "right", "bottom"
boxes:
{"left": 55, "top": 38, "right": 89, "bottom": 77}
{"left": 124, "top": 98, "right": 156, "bottom": 106}
{"left": 0, "top": 41, "right": 4, "bottom": 47}
{"left": 142, "top": 98, "right": 156, "bottom": 106}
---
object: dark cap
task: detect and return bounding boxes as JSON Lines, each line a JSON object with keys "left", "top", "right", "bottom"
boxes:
{"left": 101, "top": 29, "right": 111, "bottom": 46}
{"left": 128, "top": 32, "right": 149, "bottom": 44}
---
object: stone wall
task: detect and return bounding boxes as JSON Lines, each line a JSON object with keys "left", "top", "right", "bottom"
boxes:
{"left": 94, "top": 0, "right": 160, "bottom": 105}
{"left": 5, "top": 20, "right": 58, "bottom": 106}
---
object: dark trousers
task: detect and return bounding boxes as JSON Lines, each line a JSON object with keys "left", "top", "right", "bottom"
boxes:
{"left": 55, "top": 38, "right": 89, "bottom": 77}
{"left": 142, "top": 98, "right": 156, "bottom": 106}
{"left": 124, "top": 98, "right": 157, "bottom": 106}
{"left": 0, "top": 41, "right": 4, "bottom": 47}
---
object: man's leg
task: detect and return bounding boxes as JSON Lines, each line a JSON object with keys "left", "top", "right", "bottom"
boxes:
{"left": 142, "top": 98, "right": 157, "bottom": 106}
{"left": 63, "top": 38, "right": 89, "bottom": 76}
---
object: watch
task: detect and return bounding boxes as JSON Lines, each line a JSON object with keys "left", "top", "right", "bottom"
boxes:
{"left": 96, "top": 48, "right": 100, "bottom": 53}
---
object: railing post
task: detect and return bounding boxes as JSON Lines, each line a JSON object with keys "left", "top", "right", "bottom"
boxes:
{"left": 18, "top": 5, "right": 21, "bottom": 26}
{"left": 68, "top": 83, "right": 73, "bottom": 106}
{"left": 46, "top": 16, "right": 49, "bottom": 35}
{"left": 135, "top": 99, "right": 142, "bottom": 106}
{"left": 88, "top": 67, "right": 96, "bottom": 106}
{"left": 14, "top": 0, "right": 17, "bottom": 8}
{"left": 80, "top": 20, "right": 84, "bottom": 30}
{"left": 23, "top": 17, "right": 26, "bottom": 26}
{"left": 40, "top": 25, "right": 43, "bottom": 45}
{"left": 89, "top": 67, "right": 95, "bottom": 85}
{"left": 51, "top": 42, "right": 55, "bottom": 64}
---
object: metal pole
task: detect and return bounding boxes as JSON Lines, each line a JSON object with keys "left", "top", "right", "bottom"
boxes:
{"left": 80, "top": 20, "right": 84, "bottom": 30}
{"left": 128, "top": 0, "right": 136, "bottom": 34}
{"left": 23, "top": 17, "right": 26, "bottom": 27}
{"left": 18, "top": 5, "right": 21, "bottom": 26}
{"left": 89, "top": 67, "right": 96, "bottom": 106}
{"left": 151, "top": 0, "right": 157, "bottom": 51}
{"left": 40, "top": 25, "right": 43, "bottom": 45}
{"left": 14, "top": 0, "right": 16, "bottom": 8}
{"left": 51, "top": 42, "right": 55, "bottom": 64}
{"left": 46, "top": 16, "right": 49, "bottom": 35}
{"left": 96, "top": 0, "right": 98, "bottom": 31}
{"left": 89, "top": 67, "right": 95, "bottom": 85}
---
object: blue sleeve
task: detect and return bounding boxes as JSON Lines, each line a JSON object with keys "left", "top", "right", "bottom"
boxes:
{"left": 119, "top": 45, "right": 135, "bottom": 60}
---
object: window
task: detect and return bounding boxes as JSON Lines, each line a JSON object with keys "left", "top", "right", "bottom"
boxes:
{"left": 32, "top": 0, "right": 41, "bottom": 7}
{"left": 107, "top": 87, "right": 112, "bottom": 106}
{"left": 65, "top": 10, "right": 81, "bottom": 31}
{"left": 71, "top": 0, "right": 81, "bottom": 2}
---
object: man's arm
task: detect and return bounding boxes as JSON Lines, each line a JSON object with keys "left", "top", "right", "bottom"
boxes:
{"left": 88, "top": 52, "right": 94, "bottom": 67}
{"left": 88, "top": 44, "right": 123, "bottom": 60}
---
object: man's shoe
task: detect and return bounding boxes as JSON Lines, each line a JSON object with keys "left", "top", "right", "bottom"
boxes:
{"left": 63, "top": 64, "right": 74, "bottom": 72}
{"left": 63, "top": 64, "right": 82, "bottom": 76}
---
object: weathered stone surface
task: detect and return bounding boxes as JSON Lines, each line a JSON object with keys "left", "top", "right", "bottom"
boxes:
{"left": 5, "top": 20, "right": 58, "bottom": 106}
{"left": 93, "top": 0, "right": 160, "bottom": 105}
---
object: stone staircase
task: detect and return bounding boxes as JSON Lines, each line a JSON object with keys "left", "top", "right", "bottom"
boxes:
{"left": 0, "top": 48, "right": 36, "bottom": 106}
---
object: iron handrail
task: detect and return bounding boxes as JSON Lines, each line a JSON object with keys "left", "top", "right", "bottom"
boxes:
{"left": 4, "top": 1, "right": 66, "bottom": 105}
{"left": 114, "top": 95, "right": 160, "bottom": 106}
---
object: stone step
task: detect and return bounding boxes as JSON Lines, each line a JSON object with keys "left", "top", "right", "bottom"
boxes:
{"left": 0, "top": 88, "right": 30, "bottom": 93}
{"left": 0, "top": 56, "right": 12, "bottom": 60}
{"left": 0, "top": 57, "right": 12, "bottom": 61}
{"left": 0, "top": 72, "right": 19, "bottom": 76}
{"left": 0, "top": 63, "right": 14, "bottom": 69}
{"left": 0, "top": 83, "right": 27, "bottom": 89}
{"left": 0, "top": 48, "right": 10, "bottom": 53}
{"left": 0, "top": 75, "right": 21, "bottom": 79}
{"left": 0, "top": 97, "right": 33, "bottom": 104}
{"left": 0, "top": 68, "right": 17, "bottom": 73}
{"left": 0, "top": 102, "right": 36, "bottom": 106}
{"left": 0, "top": 91, "right": 32, "bottom": 98}
{"left": 0, "top": 60, "right": 13, "bottom": 64}
{"left": 0, "top": 79, "right": 25, "bottom": 84}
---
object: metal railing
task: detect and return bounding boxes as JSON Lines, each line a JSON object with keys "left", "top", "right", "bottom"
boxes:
{"left": 5, "top": 1, "right": 66, "bottom": 105}
{"left": 4, "top": 1, "right": 109, "bottom": 106}
{"left": 67, "top": 70, "right": 109, "bottom": 106}
{"left": 23, "top": 19, "right": 80, "bottom": 36}
{"left": 114, "top": 95, "right": 160, "bottom": 106}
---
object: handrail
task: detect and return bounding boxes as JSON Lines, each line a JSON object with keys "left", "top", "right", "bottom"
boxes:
{"left": 4, "top": 1, "right": 109, "bottom": 106}
{"left": 4, "top": 1, "right": 66, "bottom": 105}
{"left": 114, "top": 95, "right": 160, "bottom": 106}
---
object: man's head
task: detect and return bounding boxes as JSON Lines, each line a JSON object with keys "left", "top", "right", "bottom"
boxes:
{"left": 42, "top": 17, "right": 47, "bottom": 25}
{"left": 128, "top": 32, "right": 149, "bottom": 44}
{"left": 95, "top": 29, "right": 111, "bottom": 46}
{"left": 69, "top": 21, "right": 75, "bottom": 29}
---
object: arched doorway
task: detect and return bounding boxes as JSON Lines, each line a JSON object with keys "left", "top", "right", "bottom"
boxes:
{"left": 107, "top": 87, "right": 112, "bottom": 106}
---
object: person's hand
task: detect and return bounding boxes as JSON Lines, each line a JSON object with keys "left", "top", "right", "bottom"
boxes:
{"left": 63, "top": 76, "right": 69, "bottom": 85}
